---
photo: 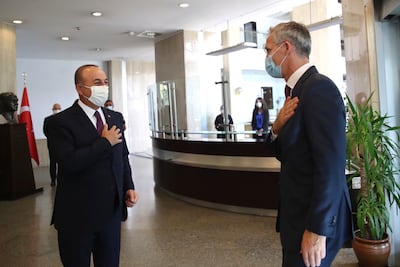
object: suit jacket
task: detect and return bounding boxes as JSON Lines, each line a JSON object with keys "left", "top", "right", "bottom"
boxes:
{"left": 268, "top": 66, "right": 353, "bottom": 252}
{"left": 214, "top": 114, "right": 233, "bottom": 131}
{"left": 47, "top": 101, "right": 134, "bottom": 233}
{"left": 43, "top": 114, "right": 56, "bottom": 153}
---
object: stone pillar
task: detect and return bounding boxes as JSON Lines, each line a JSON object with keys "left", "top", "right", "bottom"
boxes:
{"left": 0, "top": 22, "right": 17, "bottom": 94}
{"left": 292, "top": 0, "right": 344, "bottom": 95}
{"left": 342, "top": 0, "right": 379, "bottom": 108}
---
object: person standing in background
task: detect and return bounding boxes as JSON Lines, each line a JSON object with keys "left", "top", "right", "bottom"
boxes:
{"left": 43, "top": 103, "right": 61, "bottom": 186}
{"left": 46, "top": 64, "right": 138, "bottom": 266}
{"left": 251, "top": 97, "right": 269, "bottom": 140}
{"left": 214, "top": 105, "right": 233, "bottom": 139}
{"left": 264, "top": 21, "right": 353, "bottom": 267}
{"left": 104, "top": 99, "right": 126, "bottom": 131}
{"left": 104, "top": 99, "right": 114, "bottom": 110}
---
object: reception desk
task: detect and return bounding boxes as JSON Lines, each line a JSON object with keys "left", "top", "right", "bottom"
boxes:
{"left": 152, "top": 137, "right": 280, "bottom": 216}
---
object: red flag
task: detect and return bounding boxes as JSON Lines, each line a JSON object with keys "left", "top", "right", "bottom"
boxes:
{"left": 19, "top": 86, "right": 40, "bottom": 166}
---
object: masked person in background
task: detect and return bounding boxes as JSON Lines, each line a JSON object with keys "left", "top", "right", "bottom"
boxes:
{"left": 104, "top": 99, "right": 114, "bottom": 110}
{"left": 43, "top": 103, "right": 62, "bottom": 186}
{"left": 251, "top": 97, "right": 269, "bottom": 140}
{"left": 46, "top": 64, "right": 138, "bottom": 266}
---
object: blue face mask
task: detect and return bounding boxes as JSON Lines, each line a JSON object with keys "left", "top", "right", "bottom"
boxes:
{"left": 265, "top": 43, "right": 287, "bottom": 78}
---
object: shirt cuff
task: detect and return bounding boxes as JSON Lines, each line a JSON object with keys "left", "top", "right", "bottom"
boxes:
{"left": 270, "top": 128, "right": 278, "bottom": 141}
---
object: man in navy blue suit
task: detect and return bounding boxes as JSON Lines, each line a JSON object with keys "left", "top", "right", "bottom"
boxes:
{"left": 264, "top": 22, "right": 353, "bottom": 267}
{"left": 46, "top": 64, "right": 139, "bottom": 266}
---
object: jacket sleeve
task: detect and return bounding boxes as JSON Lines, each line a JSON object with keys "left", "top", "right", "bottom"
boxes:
{"left": 251, "top": 111, "right": 256, "bottom": 130}
{"left": 122, "top": 130, "right": 135, "bottom": 191}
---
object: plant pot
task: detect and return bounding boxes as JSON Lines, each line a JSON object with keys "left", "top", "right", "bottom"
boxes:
{"left": 352, "top": 230, "right": 390, "bottom": 267}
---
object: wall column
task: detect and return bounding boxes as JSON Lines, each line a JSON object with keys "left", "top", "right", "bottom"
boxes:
{"left": 0, "top": 22, "right": 16, "bottom": 94}
{"left": 342, "top": 0, "right": 379, "bottom": 107}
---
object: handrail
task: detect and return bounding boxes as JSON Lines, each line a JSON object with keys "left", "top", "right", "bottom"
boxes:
{"left": 151, "top": 129, "right": 270, "bottom": 141}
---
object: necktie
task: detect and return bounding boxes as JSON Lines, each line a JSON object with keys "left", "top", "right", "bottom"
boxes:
{"left": 285, "top": 85, "right": 291, "bottom": 97}
{"left": 94, "top": 111, "right": 104, "bottom": 135}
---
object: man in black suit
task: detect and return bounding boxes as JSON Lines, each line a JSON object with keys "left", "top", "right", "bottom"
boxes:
{"left": 264, "top": 21, "right": 353, "bottom": 267}
{"left": 43, "top": 103, "right": 61, "bottom": 186}
{"left": 214, "top": 105, "right": 233, "bottom": 139}
{"left": 46, "top": 64, "right": 139, "bottom": 266}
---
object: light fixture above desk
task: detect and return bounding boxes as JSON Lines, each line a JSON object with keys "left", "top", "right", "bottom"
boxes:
{"left": 206, "top": 41, "right": 257, "bottom": 56}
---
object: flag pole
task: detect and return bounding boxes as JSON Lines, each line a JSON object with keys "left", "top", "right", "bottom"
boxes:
{"left": 22, "top": 72, "right": 27, "bottom": 86}
{"left": 19, "top": 75, "right": 40, "bottom": 166}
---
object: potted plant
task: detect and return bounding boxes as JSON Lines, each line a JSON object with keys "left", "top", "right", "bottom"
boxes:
{"left": 346, "top": 93, "right": 400, "bottom": 266}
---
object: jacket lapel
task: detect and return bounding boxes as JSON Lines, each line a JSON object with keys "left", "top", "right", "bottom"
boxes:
{"left": 102, "top": 107, "right": 112, "bottom": 127}
{"left": 71, "top": 101, "right": 99, "bottom": 136}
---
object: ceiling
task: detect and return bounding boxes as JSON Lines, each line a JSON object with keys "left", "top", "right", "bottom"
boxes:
{"left": 0, "top": 0, "right": 306, "bottom": 62}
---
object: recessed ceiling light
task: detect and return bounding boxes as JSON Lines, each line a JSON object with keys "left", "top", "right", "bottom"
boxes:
{"left": 178, "top": 3, "right": 190, "bottom": 8}
{"left": 94, "top": 48, "right": 102, "bottom": 51}
{"left": 137, "top": 31, "right": 161, "bottom": 38}
{"left": 91, "top": 11, "right": 103, "bottom": 17}
{"left": 128, "top": 31, "right": 135, "bottom": 36}
{"left": 12, "top": 19, "right": 23, "bottom": 24}
{"left": 60, "top": 36, "right": 70, "bottom": 41}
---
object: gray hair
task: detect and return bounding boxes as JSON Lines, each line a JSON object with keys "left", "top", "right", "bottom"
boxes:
{"left": 268, "top": 21, "right": 311, "bottom": 58}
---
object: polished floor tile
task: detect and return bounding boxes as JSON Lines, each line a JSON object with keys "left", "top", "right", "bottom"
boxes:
{"left": 0, "top": 156, "right": 358, "bottom": 266}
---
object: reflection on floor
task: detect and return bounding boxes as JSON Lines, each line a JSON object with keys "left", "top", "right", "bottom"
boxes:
{"left": 0, "top": 156, "right": 358, "bottom": 267}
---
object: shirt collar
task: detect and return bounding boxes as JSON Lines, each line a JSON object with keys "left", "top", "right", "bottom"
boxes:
{"left": 77, "top": 99, "right": 104, "bottom": 121}
{"left": 286, "top": 62, "right": 313, "bottom": 89}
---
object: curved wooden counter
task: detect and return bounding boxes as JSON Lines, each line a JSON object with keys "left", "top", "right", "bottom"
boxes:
{"left": 152, "top": 138, "right": 280, "bottom": 216}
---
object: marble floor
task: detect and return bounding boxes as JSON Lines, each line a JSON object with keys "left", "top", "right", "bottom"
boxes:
{"left": 0, "top": 155, "right": 358, "bottom": 267}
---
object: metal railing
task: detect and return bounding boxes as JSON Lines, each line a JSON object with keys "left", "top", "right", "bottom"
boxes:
{"left": 151, "top": 128, "right": 270, "bottom": 142}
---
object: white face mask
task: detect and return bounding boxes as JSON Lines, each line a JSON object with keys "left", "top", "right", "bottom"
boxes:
{"left": 52, "top": 109, "right": 61, "bottom": 114}
{"left": 265, "top": 43, "right": 287, "bottom": 78}
{"left": 106, "top": 105, "right": 113, "bottom": 110}
{"left": 82, "top": 85, "right": 109, "bottom": 107}
{"left": 256, "top": 102, "right": 262, "bottom": 108}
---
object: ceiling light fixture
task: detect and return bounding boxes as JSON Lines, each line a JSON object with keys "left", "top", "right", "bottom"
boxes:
{"left": 307, "top": 16, "right": 343, "bottom": 32}
{"left": 60, "top": 36, "right": 70, "bottom": 41}
{"left": 128, "top": 31, "right": 135, "bottom": 36}
{"left": 91, "top": 11, "right": 103, "bottom": 17}
{"left": 94, "top": 48, "right": 102, "bottom": 51}
{"left": 178, "top": 3, "right": 190, "bottom": 8}
{"left": 206, "top": 42, "right": 257, "bottom": 56}
{"left": 137, "top": 31, "right": 161, "bottom": 38}
{"left": 12, "top": 19, "right": 23, "bottom": 24}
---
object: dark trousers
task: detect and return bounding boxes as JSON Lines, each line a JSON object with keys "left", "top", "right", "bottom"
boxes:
{"left": 57, "top": 207, "right": 122, "bottom": 267}
{"left": 49, "top": 156, "right": 57, "bottom": 182}
{"left": 48, "top": 145, "right": 57, "bottom": 183}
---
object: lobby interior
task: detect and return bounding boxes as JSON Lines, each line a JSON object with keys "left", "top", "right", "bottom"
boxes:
{"left": 1, "top": 1, "right": 400, "bottom": 266}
